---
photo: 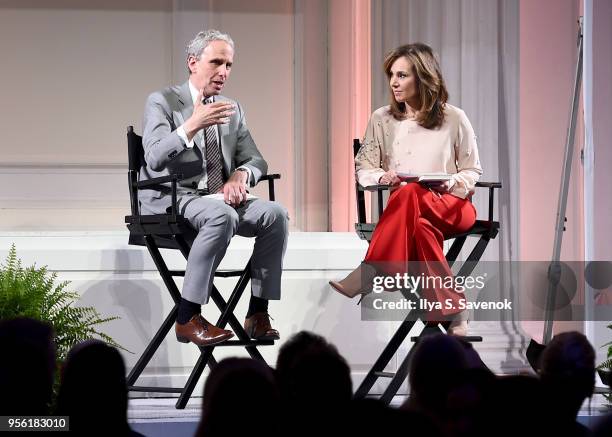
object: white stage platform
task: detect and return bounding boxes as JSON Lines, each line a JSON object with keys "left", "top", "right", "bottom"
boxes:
{"left": 1, "top": 231, "right": 610, "bottom": 435}
{"left": 0, "top": 231, "right": 534, "bottom": 396}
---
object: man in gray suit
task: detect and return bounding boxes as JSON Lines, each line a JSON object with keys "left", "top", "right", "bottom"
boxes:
{"left": 140, "top": 29, "right": 288, "bottom": 346}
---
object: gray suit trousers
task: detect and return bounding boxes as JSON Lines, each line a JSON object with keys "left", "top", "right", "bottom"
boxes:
{"left": 145, "top": 196, "right": 288, "bottom": 305}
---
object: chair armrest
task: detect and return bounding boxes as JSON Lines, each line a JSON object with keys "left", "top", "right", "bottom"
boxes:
{"left": 134, "top": 173, "right": 184, "bottom": 218}
{"left": 356, "top": 183, "right": 391, "bottom": 221}
{"left": 355, "top": 180, "right": 502, "bottom": 232}
{"left": 259, "top": 174, "right": 281, "bottom": 182}
{"left": 359, "top": 184, "right": 392, "bottom": 192}
{"left": 256, "top": 174, "right": 282, "bottom": 201}
{"left": 136, "top": 173, "right": 184, "bottom": 189}
{"left": 476, "top": 181, "right": 502, "bottom": 189}
{"left": 475, "top": 181, "right": 502, "bottom": 228}
{"left": 362, "top": 181, "right": 501, "bottom": 190}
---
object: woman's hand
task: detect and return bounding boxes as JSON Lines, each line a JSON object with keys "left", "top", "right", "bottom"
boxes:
{"left": 378, "top": 170, "right": 401, "bottom": 186}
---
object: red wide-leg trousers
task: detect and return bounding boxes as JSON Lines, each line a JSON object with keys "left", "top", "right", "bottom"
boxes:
{"left": 365, "top": 183, "right": 477, "bottom": 318}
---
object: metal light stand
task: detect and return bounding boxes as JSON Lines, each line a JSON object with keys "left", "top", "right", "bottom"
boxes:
{"left": 527, "top": 17, "right": 584, "bottom": 369}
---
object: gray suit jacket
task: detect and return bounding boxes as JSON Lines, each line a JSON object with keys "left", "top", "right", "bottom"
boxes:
{"left": 139, "top": 81, "right": 267, "bottom": 213}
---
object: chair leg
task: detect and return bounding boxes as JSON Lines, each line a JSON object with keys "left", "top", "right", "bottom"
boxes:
{"left": 134, "top": 237, "right": 275, "bottom": 408}
{"left": 210, "top": 287, "right": 266, "bottom": 362}
{"left": 175, "top": 346, "right": 216, "bottom": 409}
{"left": 127, "top": 304, "right": 178, "bottom": 387}
{"left": 446, "top": 235, "right": 467, "bottom": 267}
{"left": 175, "top": 260, "right": 267, "bottom": 409}
{"left": 378, "top": 323, "right": 446, "bottom": 404}
{"left": 376, "top": 238, "right": 493, "bottom": 404}
{"left": 379, "top": 344, "right": 415, "bottom": 405}
{"left": 145, "top": 236, "right": 182, "bottom": 303}
{"left": 127, "top": 237, "right": 182, "bottom": 388}
{"left": 456, "top": 235, "right": 491, "bottom": 277}
{"left": 465, "top": 235, "right": 491, "bottom": 263}
{"left": 174, "top": 233, "right": 191, "bottom": 260}
{"left": 354, "top": 316, "right": 418, "bottom": 399}
{"left": 211, "top": 263, "right": 252, "bottom": 329}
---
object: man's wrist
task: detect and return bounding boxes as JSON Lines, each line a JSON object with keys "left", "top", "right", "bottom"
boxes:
{"left": 177, "top": 125, "right": 194, "bottom": 148}
{"left": 234, "top": 168, "right": 249, "bottom": 183}
{"left": 182, "top": 118, "right": 198, "bottom": 141}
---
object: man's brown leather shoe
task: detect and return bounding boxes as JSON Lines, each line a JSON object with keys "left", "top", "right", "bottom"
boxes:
{"left": 244, "top": 312, "right": 280, "bottom": 340}
{"left": 175, "top": 314, "right": 234, "bottom": 346}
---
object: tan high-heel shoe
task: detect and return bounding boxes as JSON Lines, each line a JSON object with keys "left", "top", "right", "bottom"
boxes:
{"left": 329, "top": 263, "right": 377, "bottom": 299}
{"left": 447, "top": 310, "right": 469, "bottom": 336}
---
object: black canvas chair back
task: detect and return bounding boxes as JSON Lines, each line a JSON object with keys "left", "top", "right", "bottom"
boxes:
{"left": 127, "top": 125, "right": 142, "bottom": 216}
{"left": 351, "top": 138, "right": 501, "bottom": 404}
{"left": 124, "top": 126, "right": 280, "bottom": 409}
{"left": 126, "top": 126, "right": 190, "bottom": 250}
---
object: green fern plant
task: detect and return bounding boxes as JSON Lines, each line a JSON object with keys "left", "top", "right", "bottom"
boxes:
{"left": 598, "top": 324, "right": 612, "bottom": 371}
{"left": 0, "top": 244, "right": 123, "bottom": 361}
{"left": 596, "top": 324, "right": 612, "bottom": 406}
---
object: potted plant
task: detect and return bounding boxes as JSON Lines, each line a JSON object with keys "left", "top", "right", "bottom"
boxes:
{"left": 597, "top": 324, "right": 612, "bottom": 387}
{"left": 0, "top": 245, "right": 124, "bottom": 397}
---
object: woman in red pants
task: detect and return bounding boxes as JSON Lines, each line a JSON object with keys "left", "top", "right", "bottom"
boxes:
{"left": 329, "top": 43, "right": 482, "bottom": 335}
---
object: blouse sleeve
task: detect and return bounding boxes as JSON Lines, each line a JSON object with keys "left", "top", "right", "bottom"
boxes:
{"left": 450, "top": 110, "right": 483, "bottom": 198}
{"left": 355, "top": 114, "right": 386, "bottom": 187}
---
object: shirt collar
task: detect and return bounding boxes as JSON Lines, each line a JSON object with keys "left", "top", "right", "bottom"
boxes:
{"left": 188, "top": 80, "right": 215, "bottom": 105}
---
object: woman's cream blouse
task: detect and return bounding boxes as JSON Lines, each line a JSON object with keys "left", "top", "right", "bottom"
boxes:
{"left": 355, "top": 104, "right": 483, "bottom": 199}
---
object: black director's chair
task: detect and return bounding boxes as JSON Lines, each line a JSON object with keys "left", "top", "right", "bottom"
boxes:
{"left": 351, "top": 139, "right": 501, "bottom": 404}
{"left": 124, "top": 126, "right": 280, "bottom": 409}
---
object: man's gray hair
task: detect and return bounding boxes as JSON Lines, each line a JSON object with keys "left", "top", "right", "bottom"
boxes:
{"left": 186, "top": 29, "right": 234, "bottom": 61}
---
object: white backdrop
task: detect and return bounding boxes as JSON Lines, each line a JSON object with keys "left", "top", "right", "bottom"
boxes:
{"left": 0, "top": 0, "right": 537, "bottom": 387}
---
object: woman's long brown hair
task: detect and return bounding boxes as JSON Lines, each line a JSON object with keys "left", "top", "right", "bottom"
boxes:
{"left": 384, "top": 43, "right": 449, "bottom": 129}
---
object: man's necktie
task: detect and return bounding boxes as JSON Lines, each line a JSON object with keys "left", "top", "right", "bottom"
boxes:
{"left": 203, "top": 98, "right": 224, "bottom": 194}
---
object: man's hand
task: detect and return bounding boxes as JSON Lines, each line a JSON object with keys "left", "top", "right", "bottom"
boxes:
{"left": 222, "top": 170, "right": 249, "bottom": 207}
{"left": 378, "top": 170, "right": 401, "bottom": 186}
{"left": 183, "top": 88, "right": 235, "bottom": 140}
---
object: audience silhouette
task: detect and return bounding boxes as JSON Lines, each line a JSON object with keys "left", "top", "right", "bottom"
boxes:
{"left": 196, "top": 357, "right": 280, "bottom": 437}
{"left": 403, "top": 334, "right": 470, "bottom": 421}
{"left": 539, "top": 331, "right": 596, "bottom": 437}
{"left": 1, "top": 319, "right": 610, "bottom": 437}
{"left": 276, "top": 331, "right": 353, "bottom": 434}
{"left": 55, "top": 339, "right": 143, "bottom": 436}
{"left": 0, "top": 317, "right": 55, "bottom": 415}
